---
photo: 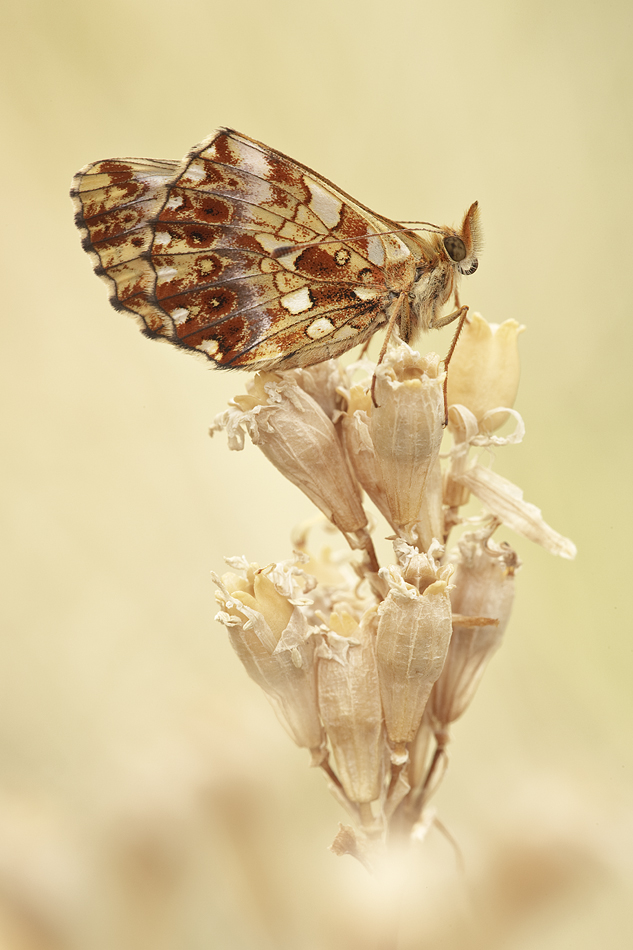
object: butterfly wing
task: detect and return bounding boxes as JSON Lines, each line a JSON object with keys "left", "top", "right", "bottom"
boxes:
{"left": 71, "top": 157, "right": 181, "bottom": 336}
{"left": 72, "top": 130, "right": 417, "bottom": 370}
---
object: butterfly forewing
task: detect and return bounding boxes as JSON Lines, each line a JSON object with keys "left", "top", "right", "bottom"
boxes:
{"left": 150, "top": 131, "right": 402, "bottom": 368}
{"left": 194, "top": 131, "right": 415, "bottom": 273}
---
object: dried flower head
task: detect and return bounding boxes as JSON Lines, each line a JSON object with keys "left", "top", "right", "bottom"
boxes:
{"left": 339, "top": 345, "right": 445, "bottom": 549}
{"left": 211, "top": 371, "right": 378, "bottom": 570}
{"left": 211, "top": 321, "right": 575, "bottom": 857}
{"left": 213, "top": 558, "right": 325, "bottom": 758}
{"left": 316, "top": 608, "right": 384, "bottom": 806}
{"left": 375, "top": 557, "right": 453, "bottom": 755}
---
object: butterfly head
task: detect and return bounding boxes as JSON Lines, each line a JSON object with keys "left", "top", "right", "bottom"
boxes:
{"left": 441, "top": 201, "right": 482, "bottom": 276}
{"left": 406, "top": 202, "right": 483, "bottom": 335}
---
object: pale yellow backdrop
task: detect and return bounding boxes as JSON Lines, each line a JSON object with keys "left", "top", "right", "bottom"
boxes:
{"left": 1, "top": 0, "right": 632, "bottom": 948}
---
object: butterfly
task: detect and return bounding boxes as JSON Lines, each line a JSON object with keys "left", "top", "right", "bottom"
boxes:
{"left": 71, "top": 128, "right": 482, "bottom": 372}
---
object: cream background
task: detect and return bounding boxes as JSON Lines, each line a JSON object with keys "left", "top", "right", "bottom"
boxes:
{"left": 1, "top": 1, "right": 632, "bottom": 947}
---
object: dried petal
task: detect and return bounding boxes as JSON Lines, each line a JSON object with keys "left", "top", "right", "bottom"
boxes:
{"left": 229, "top": 570, "right": 294, "bottom": 642}
{"left": 339, "top": 385, "right": 393, "bottom": 526}
{"left": 457, "top": 464, "right": 577, "bottom": 559}
{"left": 447, "top": 313, "right": 524, "bottom": 432}
{"left": 407, "top": 710, "right": 438, "bottom": 797}
{"left": 393, "top": 538, "right": 447, "bottom": 593}
{"left": 412, "top": 456, "right": 444, "bottom": 552}
{"left": 290, "top": 360, "right": 344, "bottom": 420}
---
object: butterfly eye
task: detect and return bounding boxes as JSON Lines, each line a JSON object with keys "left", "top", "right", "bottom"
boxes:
{"left": 443, "top": 235, "right": 467, "bottom": 263}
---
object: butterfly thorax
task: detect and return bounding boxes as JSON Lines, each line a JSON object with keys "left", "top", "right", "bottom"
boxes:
{"left": 384, "top": 231, "right": 455, "bottom": 341}
{"left": 400, "top": 210, "right": 481, "bottom": 337}
{"left": 410, "top": 241, "right": 458, "bottom": 332}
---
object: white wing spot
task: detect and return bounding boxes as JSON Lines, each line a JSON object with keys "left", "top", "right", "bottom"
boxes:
{"left": 306, "top": 179, "right": 342, "bottom": 229}
{"left": 234, "top": 141, "right": 271, "bottom": 179}
{"left": 199, "top": 338, "right": 220, "bottom": 356}
{"left": 281, "top": 286, "right": 313, "bottom": 315}
{"left": 153, "top": 231, "right": 172, "bottom": 247}
{"left": 307, "top": 317, "right": 335, "bottom": 339}
{"left": 171, "top": 308, "right": 190, "bottom": 325}
{"left": 272, "top": 248, "right": 303, "bottom": 271}
{"left": 164, "top": 193, "right": 184, "bottom": 211}
{"left": 180, "top": 161, "right": 206, "bottom": 183}
{"left": 382, "top": 233, "right": 411, "bottom": 261}
{"left": 353, "top": 286, "right": 381, "bottom": 301}
{"left": 366, "top": 235, "right": 386, "bottom": 266}
{"left": 243, "top": 177, "right": 275, "bottom": 204}
{"left": 332, "top": 325, "right": 359, "bottom": 341}
{"left": 136, "top": 174, "right": 172, "bottom": 188}
{"left": 156, "top": 265, "right": 178, "bottom": 281}
{"left": 255, "top": 232, "right": 286, "bottom": 255}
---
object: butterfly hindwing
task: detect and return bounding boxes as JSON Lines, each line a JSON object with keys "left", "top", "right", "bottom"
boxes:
{"left": 71, "top": 158, "right": 182, "bottom": 337}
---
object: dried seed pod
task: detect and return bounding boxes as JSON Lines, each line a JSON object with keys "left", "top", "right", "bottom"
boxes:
{"left": 431, "top": 533, "right": 517, "bottom": 727}
{"left": 375, "top": 563, "right": 453, "bottom": 756}
{"left": 368, "top": 346, "right": 444, "bottom": 541}
{"left": 214, "top": 563, "right": 325, "bottom": 755}
{"left": 316, "top": 609, "right": 384, "bottom": 804}
{"left": 213, "top": 372, "right": 368, "bottom": 539}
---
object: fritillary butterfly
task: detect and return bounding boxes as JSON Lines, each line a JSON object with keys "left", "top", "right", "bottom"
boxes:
{"left": 71, "top": 128, "right": 482, "bottom": 371}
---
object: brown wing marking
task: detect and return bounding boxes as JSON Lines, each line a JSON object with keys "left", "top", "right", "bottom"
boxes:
{"left": 71, "top": 158, "right": 179, "bottom": 335}
{"left": 170, "top": 274, "right": 388, "bottom": 370}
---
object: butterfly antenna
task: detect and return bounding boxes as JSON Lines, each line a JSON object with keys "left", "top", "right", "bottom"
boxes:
{"left": 272, "top": 223, "right": 444, "bottom": 258}
{"left": 395, "top": 220, "right": 445, "bottom": 232}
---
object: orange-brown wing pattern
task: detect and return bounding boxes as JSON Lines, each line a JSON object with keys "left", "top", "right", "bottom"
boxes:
{"left": 72, "top": 130, "right": 415, "bottom": 370}
{"left": 71, "top": 157, "right": 180, "bottom": 337}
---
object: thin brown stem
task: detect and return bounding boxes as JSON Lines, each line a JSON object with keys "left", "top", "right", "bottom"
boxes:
{"left": 320, "top": 758, "right": 343, "bottom": 791}
{"left": 433, "top": 816, "right": 466, "bottom": 878}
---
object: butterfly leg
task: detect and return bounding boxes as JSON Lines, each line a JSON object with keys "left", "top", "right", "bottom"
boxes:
{"left": 441, "top": 306, "right": 469, "bottom": 425}
{"left": 431, "top": 303, "right": 469, "bottom": 330}
{"left": 370, "top": 292, "right": 406, "bottom": 407}
{"left": 358, "top": 337, "right": 373, "bottom": 361}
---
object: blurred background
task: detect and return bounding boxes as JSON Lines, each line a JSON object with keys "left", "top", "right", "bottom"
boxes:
{"left": 1, "top": 0, "right": 632, "bottom": 947}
